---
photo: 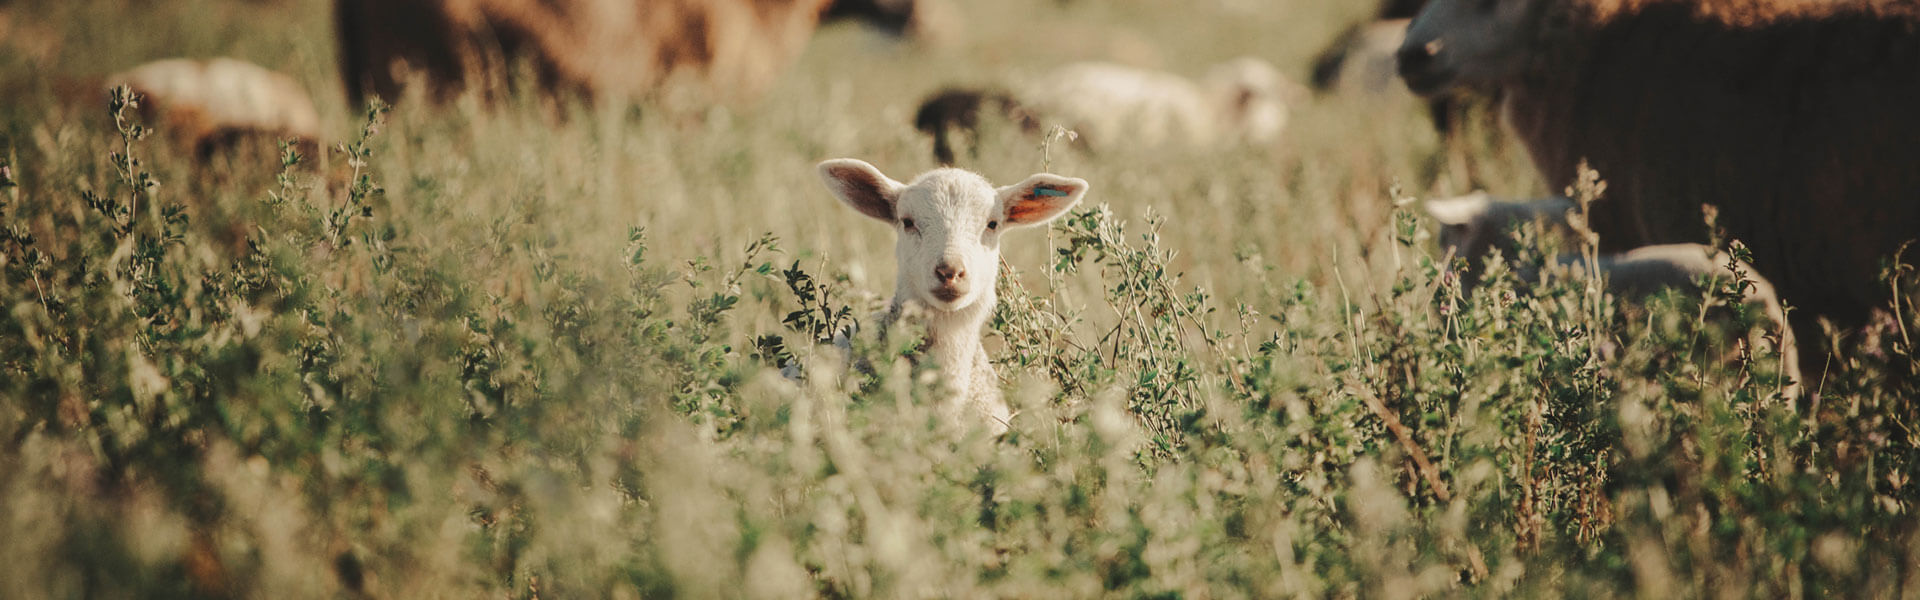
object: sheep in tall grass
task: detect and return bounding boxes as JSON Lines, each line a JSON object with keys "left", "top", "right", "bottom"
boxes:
{"left": 106, "top": 58, "right": 322, "bottom": 159}
{"left": 914, "top": 58, "right": 1298, "bottom": 165}
{"left": 816, "top": 158, "right": 1089, "bottom": 433}
{"left": 820, "top": 0, "right": 962, "bottom": 47}
{"left": 1395, "top": 0, "right": 1920, "bottom": 377}
{"left": 335, "top": 0, "right": 834, "bottom": 106}
{"left": 1428, "top": 193, "right": 1801, "bottom": 394}
{"left": 1425, "top": 192, "right": 1580, "bottom": 286}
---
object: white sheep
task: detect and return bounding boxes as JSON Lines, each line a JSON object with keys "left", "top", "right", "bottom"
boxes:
{"left": 106, "top": 58, "right": 322, "bottom": 159}
{"left": 1428, "top": 192, "right": 1801, "bottom": 394}
{"left": 816, "top": 158, "right": 1089, "bottom": 434}
{"left": 1424, "top": 191, "right": 1577, "bottom": 282}
{"left": 914, "top": 57, "right": 1298, "bottom": 164}
{"left": 1042, "top": 58, "right": 1293, "bottom": 148}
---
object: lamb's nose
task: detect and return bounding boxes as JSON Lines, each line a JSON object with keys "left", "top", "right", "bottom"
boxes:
{"left": 934, "top": 262, "right": 965, "bottom": 283}
{"left": 1396, "top": 39, "right": 1441, "bottom": 73}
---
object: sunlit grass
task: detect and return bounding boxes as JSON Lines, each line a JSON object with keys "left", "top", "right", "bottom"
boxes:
{"left": 1, "top": 0, "right": 1917, "bottom": 597}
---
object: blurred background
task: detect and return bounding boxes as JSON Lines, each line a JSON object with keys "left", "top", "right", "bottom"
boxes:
{"left": 0, "top": 0, "right": 1539, "bottom": 295}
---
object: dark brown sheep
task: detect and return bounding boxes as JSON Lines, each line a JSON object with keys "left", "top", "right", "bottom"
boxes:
{"left": 335, "top": 0, "right": 835, "bottom": 107}
{"left": 1375, "top": 0, "right": 1428, "bottom": 20}
{"left": 1398, "top": 0, "right": 1920, "bottom": 382}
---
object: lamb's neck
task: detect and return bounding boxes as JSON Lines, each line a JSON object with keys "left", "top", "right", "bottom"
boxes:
{"left": 891, "top": 289, "right": 995, "bottom": 383}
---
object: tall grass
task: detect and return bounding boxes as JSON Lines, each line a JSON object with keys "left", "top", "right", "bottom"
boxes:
{"left": 2, "top": 0, "right": 1918, "bottom": 597}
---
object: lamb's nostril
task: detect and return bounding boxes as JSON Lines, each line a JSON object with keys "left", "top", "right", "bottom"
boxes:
{"left": 934, "top": 263, "right": 964, "bottom": 282}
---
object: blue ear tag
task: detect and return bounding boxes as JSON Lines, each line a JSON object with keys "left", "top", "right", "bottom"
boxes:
{"left": 1035, "top": 187, "right": 1069, "bottom": 197}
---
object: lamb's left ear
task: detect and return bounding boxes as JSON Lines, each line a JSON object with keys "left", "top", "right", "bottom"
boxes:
{"left": 997, "top": 174, "right": 1089, "bottom": 227}
{"left": 1424, "top": 191, "right": 1493, "bottom": 226}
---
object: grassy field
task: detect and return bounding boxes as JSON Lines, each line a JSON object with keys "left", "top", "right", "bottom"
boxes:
{"left": 3, "top": 0, "right": 1919, "bottom": 597}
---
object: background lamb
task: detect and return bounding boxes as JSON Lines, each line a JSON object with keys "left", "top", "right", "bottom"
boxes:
{"left": 913, "top": 58, "right": 1298, "bottom": 165}
{"left": 106, "top": 58, "right": 321, "bottom": 160}
{"left": 816, "top": 158, "right": 1089, "bottom": 434}
{"left": 1429, "top": 192, "right": 1802, "bottom": 395}
{"left": 1396, "top": 0, "right": 1920, "bottom": 382}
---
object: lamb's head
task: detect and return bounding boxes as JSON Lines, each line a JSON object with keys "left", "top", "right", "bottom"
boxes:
{"left": 1427, "top": 192, "right": 1576, "bottom": 284}
{"left": 1396, "top": 0, "right": 1548, "bottom": 96}
{"left": 818, "top": 158, "right": 1088, "bottom": 313}
{"left": 1204, "top": 57, "right": 1297, "bottom": 144}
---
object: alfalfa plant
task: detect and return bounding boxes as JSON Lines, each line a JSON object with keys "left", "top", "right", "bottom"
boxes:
{"left": 670, "top": 231, "right": 783, "bottom": 431}
{"left": 326, "top": 99, "right": 390, "bottom": 249}
{"left": 753, "top": 255, "right": 857, "bottom": 375}
{"left": 991, "top": 203, "right": 1251, "bottom": 457}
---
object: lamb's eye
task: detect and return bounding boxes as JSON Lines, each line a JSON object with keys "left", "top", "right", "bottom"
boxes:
{"left": 901, "top": 218, "right": 917, "bottom": 231}
{"left": 987, "top": 220, "right": 999, "bottom": 231}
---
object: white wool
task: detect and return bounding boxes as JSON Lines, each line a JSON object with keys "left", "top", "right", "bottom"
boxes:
{"left": 1017, "top": 57, "right": 1294, "bottom": 149}
{"left": 1426, "top": 193, "right": 1801, "bottom": 395}
{"left": 107, "top": 58, "right": 321, "bottom": 142}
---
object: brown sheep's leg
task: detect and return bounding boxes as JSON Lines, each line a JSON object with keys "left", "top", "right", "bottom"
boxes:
{"left": 1308, "top": 25, "right": 1363, "bottom": 91}
{"left": 1427, "top": 97, "right": 1453, "bottom": 135}
{"left": 336, "top": 0, "right": 474, "bottom": 106}
{"left": 914, "top": 90, "right": 985, "bottom": 166}
{"left": 334, "top": 0, "right": 370, "bottom": 107}
{"left": 932, "top": 127, "right": 956, "bottom": 166}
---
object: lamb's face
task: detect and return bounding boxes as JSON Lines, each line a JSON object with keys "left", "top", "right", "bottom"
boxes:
{"left": 888, "top": 170, "right": 1008, "bottom": 311}
{"left": 1427, "top": 191, "right": 1498, "bottom": 265}
{"left": 1205, "top": 57, "right": 1295, "bottom": 145}
{"left": 1396, "top": 0, "right": 1542, "bottom": 96}
{"left": 1426, "top": 192, "right": 1576, "bottom": 283}
{"left": 818, "top": 159, "right": 1088, "bottom": 312}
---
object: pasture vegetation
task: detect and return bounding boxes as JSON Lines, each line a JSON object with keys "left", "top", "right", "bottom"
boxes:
{"left": 2, "top": 0, "right": 1917, "bottom": 597}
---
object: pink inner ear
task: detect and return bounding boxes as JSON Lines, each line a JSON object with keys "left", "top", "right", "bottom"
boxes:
{"left": 1007, "top": 201, "right": 1047, "bottom": 223}
{"left": 828, "top": 164, "right": 894, "bottom": 219}
{"left": 1009, "top": 185, "right": 1073, "bottom": 222}
{"left": 832, "top": 166, "right": 882, "bottom": 197}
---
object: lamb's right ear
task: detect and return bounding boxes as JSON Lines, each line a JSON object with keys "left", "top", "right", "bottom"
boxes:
{"left": 1424, "top": 191, "right": 1493, "bottom": 225}
{"left": 817, "top": 159, "right": 904, "bottom": 222}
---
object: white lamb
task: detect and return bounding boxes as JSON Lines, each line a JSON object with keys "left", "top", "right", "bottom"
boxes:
{"left": 816, "top": 158, "right": 1089, "bottom": 434}
{"left": 914, "top": 57, "right": 1299, "bottom": 164}
{"left": 106, "top": 58, "right": 322, "bottom": 158}
{"left": 1427, "top": 192, "right": 1801, "bottom": 394}
{"left": 1025, "top": 58, "right": 1293, "bottom": 150}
